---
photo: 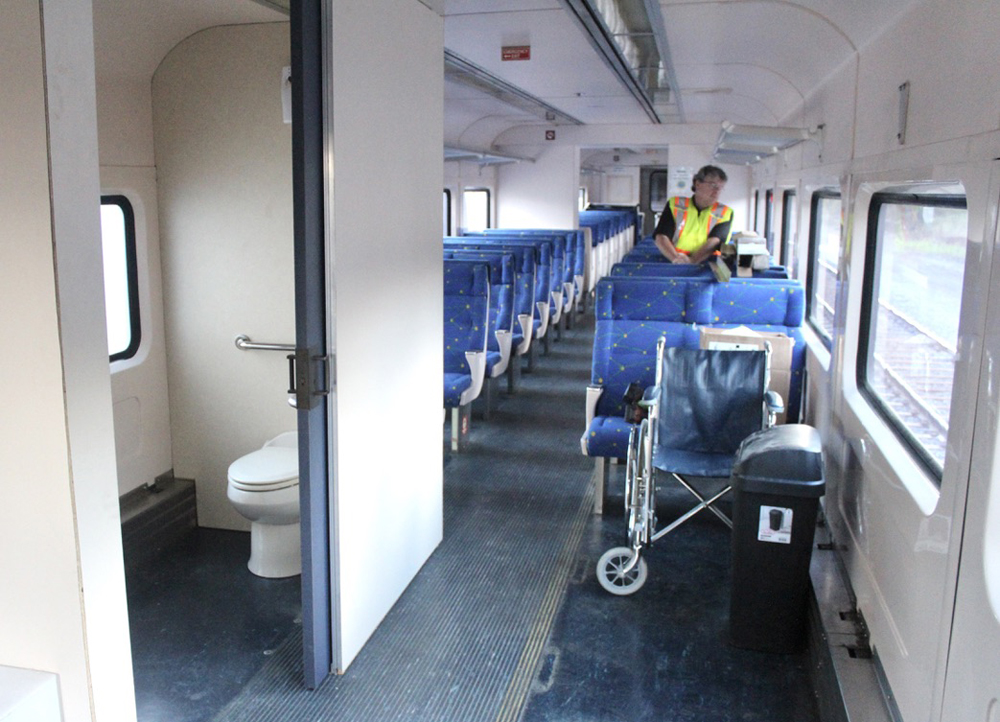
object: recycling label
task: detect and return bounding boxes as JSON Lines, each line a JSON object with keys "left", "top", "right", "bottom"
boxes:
{"left": 758, "top": 506, "right": 793, "bottom": 544}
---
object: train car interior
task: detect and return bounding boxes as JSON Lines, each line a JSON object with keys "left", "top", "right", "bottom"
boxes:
{"left": 3, "top": 0, "right": 1000, "bottom": 721}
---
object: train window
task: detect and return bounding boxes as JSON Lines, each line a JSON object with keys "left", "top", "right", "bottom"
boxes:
{"left": 780, "top": 190, "right": 797, "bottom": 274}
{"left": 443, "top": 189, "right": 452, "bottom": 236}
{"left": 463, "top": 188, "right": 491, "bottom": 232}
{"left": 805, "top": 190, "right": 841, "bottom": 345}
{"left": 763, "top": 189, "right": 774, "bottom": 252}
{"left": 579, "top": 186, "right": 588, "bottom": 211}
{"left": 857, "top": 191, "right": 968, "bottom": 477}
{"left": 100, "top": 195, "right": 141, "bottom": 362}
{"left": 752, "top": 190, "right": 759, "bottom": 232}
{"left": 649, "top": 170, "right": 669, "bottom": 212}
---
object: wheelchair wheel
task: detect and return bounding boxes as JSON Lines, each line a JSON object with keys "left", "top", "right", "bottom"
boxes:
{"left": 623, "top": 422, "right": 641, "bottom": 518}
{"left": 625, "top": 419, "right": 654, "bottom": 549}
{"left": 596, "top": 546, "right": 648, "bottom": 595}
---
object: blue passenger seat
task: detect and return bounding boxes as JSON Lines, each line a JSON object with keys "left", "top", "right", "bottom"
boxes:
{"left": 443, "top": 260, "right": 490, "bottom": 452}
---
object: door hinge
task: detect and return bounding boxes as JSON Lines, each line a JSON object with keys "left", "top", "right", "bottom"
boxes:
{"left": 287, "top": 349, "right": 334, "bottom": 409}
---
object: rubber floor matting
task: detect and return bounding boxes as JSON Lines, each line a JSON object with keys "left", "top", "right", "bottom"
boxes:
{"left": 211, "top": 318, "right": 598, "bottom": 722}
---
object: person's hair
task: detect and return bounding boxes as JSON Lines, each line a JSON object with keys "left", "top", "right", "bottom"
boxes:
{"left": 692, "top": 165, "right": 727, "bottom": 192}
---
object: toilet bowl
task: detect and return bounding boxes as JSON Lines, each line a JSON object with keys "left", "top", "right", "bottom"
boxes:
{"left": 227, "top": 432, "right": 300, "bottom": 578}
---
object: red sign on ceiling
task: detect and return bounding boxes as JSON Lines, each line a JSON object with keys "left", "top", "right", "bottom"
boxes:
{"left": 501, "top": 46, "right": 531, "bottom": 61}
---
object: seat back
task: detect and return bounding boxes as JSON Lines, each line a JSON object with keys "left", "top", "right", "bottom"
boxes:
{"left": 443, "top": 240, "right": 536, "bottom": 325}
{"left": 463, "top": 233, "right": 562, "bottom": 319}
{"left": 590, "top": 277, "right": 702, "bottom": 418}
{"left": 445, "top": 251, "right": 515, "bottom": 338}
{"left": 655, "top": 346, "right": 768, "bottom": 456}
{"left": 443, "top": 260, "right": 490, "bottom": 373}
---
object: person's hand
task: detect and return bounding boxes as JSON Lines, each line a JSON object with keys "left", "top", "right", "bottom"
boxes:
{"left": 674, "top": 253, "right": 692, "bottom": 264}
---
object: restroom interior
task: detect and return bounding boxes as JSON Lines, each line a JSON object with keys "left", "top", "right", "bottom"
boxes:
{"left": 99, "top": 0, "right": 446, "bottom": 704}
{"left": 100, "top": 10, "right": 304, "bottom": 710}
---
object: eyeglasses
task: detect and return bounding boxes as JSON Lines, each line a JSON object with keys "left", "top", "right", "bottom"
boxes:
{"left": 698, "top": 180, "right": 725, "bottom": 190}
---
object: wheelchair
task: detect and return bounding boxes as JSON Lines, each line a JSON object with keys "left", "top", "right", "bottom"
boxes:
{"left": 597, "top": 337, "right": 783, "bottom": 595}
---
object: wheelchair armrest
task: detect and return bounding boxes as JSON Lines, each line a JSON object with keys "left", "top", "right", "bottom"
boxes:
{"left": 764, "top": 389, "right": 784, "bottom": 425}
{"left": 638, "top": 385, "right": 659, "bottom": 408}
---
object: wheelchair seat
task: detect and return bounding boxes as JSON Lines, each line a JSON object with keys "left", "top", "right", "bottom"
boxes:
{"left": 597, "top": 340, "right": 781, "bottom": 595}
{"left": 650, "top": 345, "right": 772, "bottom": 477}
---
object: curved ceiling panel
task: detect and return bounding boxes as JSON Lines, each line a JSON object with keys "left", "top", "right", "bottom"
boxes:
{"left": 758, "top": 0, "right": 917, "bottom": 50}
{"left": 675, "top": 63, "right": 805, "bottom": 124}
{"left": 662, "top": 2, "right": 852, "bottom": 123}
{"left": 93, "top": 0, "right": 285, "bottom": 84}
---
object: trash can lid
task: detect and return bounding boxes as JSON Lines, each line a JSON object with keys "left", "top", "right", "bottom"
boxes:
{"left": 732, "top": 424, "right": 825, "bottom": 497}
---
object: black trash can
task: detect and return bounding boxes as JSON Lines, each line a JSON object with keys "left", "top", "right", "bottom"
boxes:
{"left": 729, "top": 424, "right": 825, "bottom": 653}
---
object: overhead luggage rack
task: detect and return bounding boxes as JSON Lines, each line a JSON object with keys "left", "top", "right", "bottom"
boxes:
{"left": 712, "top": 121, "right": 822, "bottom": 165}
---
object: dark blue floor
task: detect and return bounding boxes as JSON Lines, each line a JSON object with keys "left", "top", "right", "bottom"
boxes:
{"left": 125, "top": 310, "right": 819, "bottom": 722}
{"left": 520, "top": 479, "right": 819, "bottom": 722}
{"left": 124, "top": 529, "right": 301, "bottom": 722}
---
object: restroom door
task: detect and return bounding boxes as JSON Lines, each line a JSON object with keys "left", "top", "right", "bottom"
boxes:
{"left": 291, "top": 0, "right": 333, "bottom": 689}
{"left": 939, "top": 164, "right": 1000, "bottom": 722}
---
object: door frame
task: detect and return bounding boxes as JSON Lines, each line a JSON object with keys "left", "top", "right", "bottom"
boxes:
{"left": 291, "top": 0, "right": 334, "bottom": 689}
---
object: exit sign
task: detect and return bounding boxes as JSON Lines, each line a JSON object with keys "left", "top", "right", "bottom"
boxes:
{"left": 501, "top": 46, "right": 531, "bottom": 61}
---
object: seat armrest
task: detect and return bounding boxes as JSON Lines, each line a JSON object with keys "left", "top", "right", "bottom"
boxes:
{"left": 583, "top": 385, "right": 604, "bottom": 454}
{"left": 459, "top": 350, "right": 487, "bottom": 406}
{"left": 535, "top": 301, "right": 550, "bottom": 338}
{"left": 585, "top": 385, "right": 603, "bottom": 428}
{"left": 516, "top": 313, "right": 532, "bottom": 355}
{"left": 562, "top": 281, "right": 575, "bottom": 311}
{"left": 550, "top": 289, "right": 564, "bottom": 323}
{"left": 492, "top": 330, "right": 512, "bottom": 377}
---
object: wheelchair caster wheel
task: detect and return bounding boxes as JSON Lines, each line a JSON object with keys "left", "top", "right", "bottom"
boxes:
{"left": 596, "top": 546, "right": 647, "bottom": 595}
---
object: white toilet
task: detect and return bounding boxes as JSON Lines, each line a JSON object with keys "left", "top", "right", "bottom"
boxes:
{"left": 227, "top": 431, "right": 301, "bottom": 578}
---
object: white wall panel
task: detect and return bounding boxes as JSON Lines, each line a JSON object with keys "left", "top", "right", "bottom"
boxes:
{"left": 329, "top": 0, "right": 445, "bottom": 670}
{"left": 498, "top": 144, "right": 579, "bottom": 228}
{"left": 1, "top": 1, "right": 135, "bottom": 719}
{"left": 102, "top": 166, "right": 173, "bottom": 495}
{"left": 153, "top": 23, "right": 295, "bottom": 529}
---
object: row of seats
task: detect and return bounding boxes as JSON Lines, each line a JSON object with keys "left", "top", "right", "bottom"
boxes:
{"left": 580, "top": 268, "right": 807, "bottom": 509}
{"left": 441, "top": 211, "right": 642, "bottom": 452}
{"left": 579, "top": 208, "right": 639, "bottom": 283}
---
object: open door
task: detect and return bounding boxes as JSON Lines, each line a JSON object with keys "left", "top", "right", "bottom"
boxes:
{"left": 939, "top": 164, "right": 1000, "bottom": 722}
{"left": 291, "top": 0, "right": 333, "bottom": 689}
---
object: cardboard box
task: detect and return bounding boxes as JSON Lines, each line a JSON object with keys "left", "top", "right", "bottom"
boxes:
{"left": 699, "top": 326, "right": 793, "bottom": 424}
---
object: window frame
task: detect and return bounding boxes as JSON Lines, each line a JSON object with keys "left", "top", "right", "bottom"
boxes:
{"left": 805, "top": 189, "right": 841, "bottom": 349}
{"left": 101, "top": 194, "right": 141, "bottom": 362}
{"left": 763, "top": 189, "right": 774, "bottom": 252}
{"left": 780, "top": 189, "right": 797, "bottom": 271}
{"left": 443, "top": 188, "right": 452, "bottom": 236}
{"left": 856, "top": 191, "right": 967, "bottom": 482}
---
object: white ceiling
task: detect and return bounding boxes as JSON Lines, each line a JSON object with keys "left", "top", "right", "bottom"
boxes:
{"left": 91, "top": 0, "right": 922, "bottom": 162}
{"left": 442, "top": 0, "right": 921, "bottom": 153}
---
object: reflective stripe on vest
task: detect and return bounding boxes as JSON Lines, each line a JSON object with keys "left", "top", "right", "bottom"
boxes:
{"left": 668, "top": 196, "right": 732, "bottom": 253}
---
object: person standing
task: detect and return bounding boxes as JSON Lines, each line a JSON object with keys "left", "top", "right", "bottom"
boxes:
{"left": 654, "top": 165, "right": 734, "bottom": 264}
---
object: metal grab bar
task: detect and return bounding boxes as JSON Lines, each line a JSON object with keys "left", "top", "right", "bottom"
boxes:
{"left": 234, "top": 334, "right": 295, "bottom": 352}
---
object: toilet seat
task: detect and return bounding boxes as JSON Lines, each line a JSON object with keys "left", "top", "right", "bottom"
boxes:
{"left": 228, "top": 447, "right": 299, "bottom": 492}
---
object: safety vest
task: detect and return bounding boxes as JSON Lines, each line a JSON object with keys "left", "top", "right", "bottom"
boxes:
{"left": 668, "top": 196, "right": 734, "bottom": 253}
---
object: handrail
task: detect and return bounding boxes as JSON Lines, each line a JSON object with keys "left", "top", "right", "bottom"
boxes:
{"left": 234, "top": 334, "right": 295, "bottom": 352}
